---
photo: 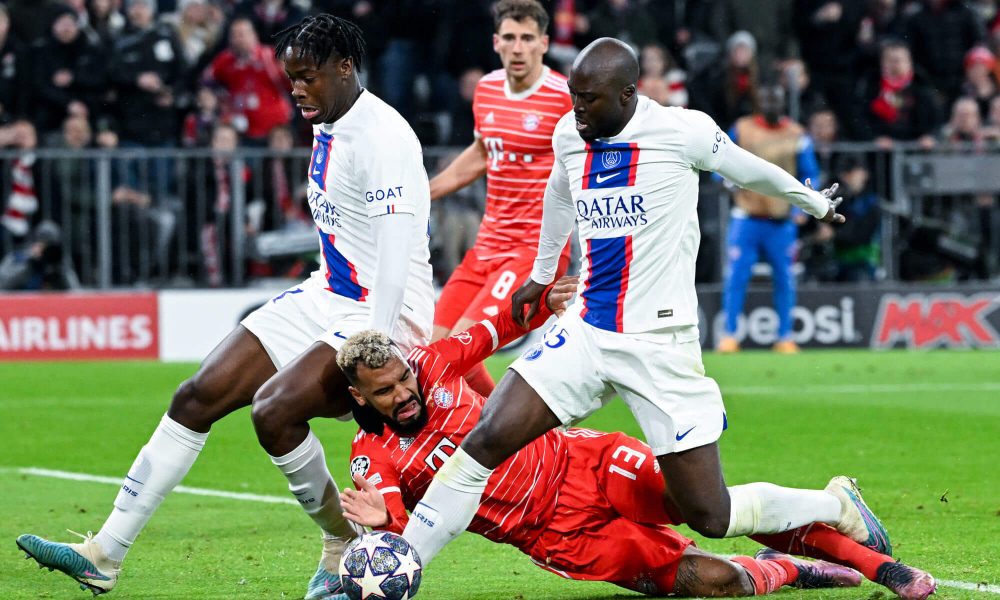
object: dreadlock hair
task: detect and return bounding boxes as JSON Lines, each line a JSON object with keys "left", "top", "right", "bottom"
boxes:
{"left": 272, "top": 13, "right": 367, "bottom": 72}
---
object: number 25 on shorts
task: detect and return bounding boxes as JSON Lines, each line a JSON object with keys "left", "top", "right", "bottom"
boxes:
{"left": 543, "top": 324, "right": 568, "bottom": 349}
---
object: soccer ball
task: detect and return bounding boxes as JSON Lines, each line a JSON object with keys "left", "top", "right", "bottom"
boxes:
{"left": 339, "top": 531, "right": 422, "bottom": 600}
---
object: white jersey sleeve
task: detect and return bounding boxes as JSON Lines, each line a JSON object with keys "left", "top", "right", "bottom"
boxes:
{"left": 531, "top": 130, "right": 576, "bottom": 285}
{"left": 681, "top": 109, "right": 731, "bottom": 172}
{"left": 358, "top": 128, "right": 429, "bottom": 218}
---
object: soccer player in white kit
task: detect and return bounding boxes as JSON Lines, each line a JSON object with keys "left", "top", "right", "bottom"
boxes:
{"left": 17, "top": 15, "right": 434, "bottom": 600}
{"left": 401, "top": 38, "right": 910, "bottom": 589}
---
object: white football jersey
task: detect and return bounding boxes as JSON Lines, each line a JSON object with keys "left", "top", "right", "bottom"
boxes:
{"left": 547, "top": 96, "right": 729, "bottom": 333}
{"left": 305, "top": 89, "right": 434, "bottom": 328}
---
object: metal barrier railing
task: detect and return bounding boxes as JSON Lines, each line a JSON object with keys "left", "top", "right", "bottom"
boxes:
{"left": 0, "top": 143, "right": 995, "bottom": 289}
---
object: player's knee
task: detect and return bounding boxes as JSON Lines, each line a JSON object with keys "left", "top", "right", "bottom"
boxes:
{"left": 168, "top": 374, "right": 221, "bottom": 430}
{"left": 250, "top": 381, "right": 293, "bottom": 445}
{"left": 683, "top": 510, "right": 730, "bottom": 539}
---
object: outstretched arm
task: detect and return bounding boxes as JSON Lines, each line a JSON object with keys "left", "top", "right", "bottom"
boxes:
{"left": 429, "top": 140, "right": 488, "bottom": 200}
{"left": 430, "top": 276, "right": 578, "bottom": 376}
{"left": 714, "top": 142, "right": 843, "bottom": 223}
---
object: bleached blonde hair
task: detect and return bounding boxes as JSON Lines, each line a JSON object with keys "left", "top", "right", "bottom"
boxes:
{"left": 336, "top": 329, "right": 400, "bottom": 382}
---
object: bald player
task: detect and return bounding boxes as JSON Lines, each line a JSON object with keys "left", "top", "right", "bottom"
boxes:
{"left": 397, "top": 36, "right": 935, "bottom": 600}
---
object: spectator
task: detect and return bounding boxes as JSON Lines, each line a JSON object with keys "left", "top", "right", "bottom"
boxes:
{"left": 983, "top": 93, "right": 1000, "bottom": 137}
{"left": 447, "top": 67, "right": 483, "bottom": 145}
{"left": 109, "top": 0, "right": 185, "bottom": 147}
{"left": 829, "top": 156, "right": 882, "bottom": 281}
{"left": 377, "top": 1, "right": 450, "bottom": 122}
{"left": 638, "top": 43, "right": 687, "bottom": 107}
{"left": 794, "top": 1, "right": 866, "bottom": 123}
{"left": 260, "top": 124, "right": 309, "bottom": 231}
{"left": 942, "top": 96, "right": 987, "bottom": 147}
{"left": 708, "top": 0, "right": 798, "bottom": 75}
{"left": 182, "top": 85, "right": 228, "bottom": 147}
{"left": 0, "top": 5, "right": 28, "bottom": 123}
{"left": 857, "top": 0, "right": 907, "bottom": 72}
{"left": 0, "top": 220, "right": 79, "bottom": 290}
{"left": 85, "top": 0, "right": 126, "bottom": 49}
{"left": 808, "top": 107, "right": 841, "bottom": 183}
{"left": 429, "top": 151, "right": 483, "bottom": 285}
{"left": 6, "top": 0, "right": 67, "bottom": 46}
{"left": 233, "top": 0, "right": 307, "bottom": 45}
{"left": 853, "top": 40, "right": 938, "bottom": 147}
{"left": 580, "top": 0, "right": 659, "bottom": 50}
{"left": 961, "top": 46, "right": 998, "bottom": 118}
{"left": 30, "top": 7, "right": 107, "bottom": 136}
{"left": 54, "top": 114, "right": 99, "bottom": 281}
{"left": 689, "top": 30, "right": 759, "bottom": 130}
{"left": 904, "top": 0, "right": 984, "bottom": 102}
{"left": 205, "top": 17, "right": 291, "bottom": 142}
{"left": 1, "top": 121, "right": 38, "bottom": 240}
{"left": 168, "top": 0, "right": 222, "bottom": 68}
{"left": 779, "top": 59, "right": 825, "bottom": 121}
{"left": 183, "top": 123, "right": 251, "bottom": 285}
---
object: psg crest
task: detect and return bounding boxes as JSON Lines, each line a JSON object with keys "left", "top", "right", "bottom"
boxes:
{"left": 601, "top": 150, "right": 622, "bottom": 169}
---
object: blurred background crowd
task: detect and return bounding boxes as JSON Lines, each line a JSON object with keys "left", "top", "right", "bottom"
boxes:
{"left": 0, "top": 0, "right": 998, "bottom": 290}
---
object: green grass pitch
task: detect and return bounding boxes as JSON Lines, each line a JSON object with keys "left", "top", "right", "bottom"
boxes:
{"left": 2, "top": 350, "right": 998, "bottom": 599}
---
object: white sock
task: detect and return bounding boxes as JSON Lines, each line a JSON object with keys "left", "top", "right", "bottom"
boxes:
{"left": 271, "top": 430, "right": 360, "bottom": 540}
{"left": 402, "top": 447, "right": 492, "bottom": 565}
{"left": 726, "top": 482, "right": 841, "bottom": 537}
{"left": 95, "top": 414, "right": 208, "bottom": 562}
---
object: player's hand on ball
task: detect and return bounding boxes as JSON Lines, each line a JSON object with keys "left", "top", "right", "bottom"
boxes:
{"left": 806, "top": 178, "right": 846, "bottom": 224}
{"left": 342, "top": 473, "right": 390, "bottom": 528}
{"left": 546, "top": 276, "right": 579, "bottom": 317}
{"left": 512, "top": 278, "right": 548, "bottom": 327}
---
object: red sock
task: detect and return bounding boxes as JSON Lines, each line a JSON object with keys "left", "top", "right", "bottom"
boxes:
{"left": 752, "top": 523, "right": 892, "bottom": 582}
{"left": 463, "top": 361, "right": 495, "bottom": 397}
{"left": 731, "top": 555, "right": 797, "bottom": 595}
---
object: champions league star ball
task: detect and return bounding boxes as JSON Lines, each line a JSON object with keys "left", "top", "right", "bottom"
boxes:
{"left": 339, "top": 531, "right": 422, "bottom": 600}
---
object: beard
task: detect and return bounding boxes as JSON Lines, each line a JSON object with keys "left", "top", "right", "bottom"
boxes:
{"left": 386, "top": 394, "right": 428, "bottom": 436}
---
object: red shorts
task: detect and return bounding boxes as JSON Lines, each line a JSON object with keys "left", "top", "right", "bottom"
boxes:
{"left": 434, "top": 246, "right": 571, "bottom": 330}
{"left": 523, "top": 429, "right": 692, "bottom": 596}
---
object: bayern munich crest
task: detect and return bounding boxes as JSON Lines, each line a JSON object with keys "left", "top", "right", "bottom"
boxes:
{"left": 522, "top": 113, "right": 540, "bottom": 131}
{"left": 601, "top": 149, "right": 622, "bottom": 169}
{"left": 432, "top": 387, "right": 454, "bottom": 409}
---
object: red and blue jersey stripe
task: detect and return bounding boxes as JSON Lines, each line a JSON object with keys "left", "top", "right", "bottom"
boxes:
{"left": 319, "top": 229, "right": 368, "bottom": 301}
{"left": 581, "top": 141, "right": 640, "bottom": 190}
{"left": 310, "top": 131, "right": 334, "bottom": 191}
{"left": 579, "top": 235, "right": 633, "bottom": 332}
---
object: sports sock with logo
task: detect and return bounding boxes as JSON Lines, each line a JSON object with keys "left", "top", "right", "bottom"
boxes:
{"left": 463, "top": 362, "right": 495, "bottom": 397}
{"left": 402, "top": 447, "right": 492, "bottom": 565}
{"left": 95, "top": 414, "right": 208, "bottom": 562}
{"left": 271, "top": 429, "right": 360, "bottom": 540}
{"left": 730, "top": 555, "right": 798, "bottom": 595}
{"left": 726, "top": 482, "right": 841, "bottom": 536}
{"left": 752, "top": 523, "right": 892, "bottom": 582}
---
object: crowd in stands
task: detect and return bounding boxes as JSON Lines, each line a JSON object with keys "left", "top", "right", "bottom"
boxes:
{"left": 0, "top": 0, "right": 998, "bottom": 288}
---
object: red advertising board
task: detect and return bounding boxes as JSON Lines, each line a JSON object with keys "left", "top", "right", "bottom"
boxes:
{"left": 0, "top": 293, "right": 158, "bottom": 360}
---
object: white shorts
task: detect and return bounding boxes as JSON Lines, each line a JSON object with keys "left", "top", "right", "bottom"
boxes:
{"left": 509, "top": 312, "right": 726, "bottom": 456}
{"left": 240, "top": 278, "right": 430, "bottom": 369}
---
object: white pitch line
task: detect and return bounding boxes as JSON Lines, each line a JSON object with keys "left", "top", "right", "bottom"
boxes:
{"left": 15, "top": 467, "right": 297, "bottom": 506}
{"left": 939, "top": 580, "right": 1000, "bottom": 594}
{"left": 11, "top": 475, "right": 1000, "bottom": 594}
{"left": 723, "top": 382, "right": 1000, "bottom": 396}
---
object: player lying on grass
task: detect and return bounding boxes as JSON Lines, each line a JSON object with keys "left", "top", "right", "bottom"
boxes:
{"left": 17, "top": 15, "right": 434, "bottom": 600}
{"left": 334, "top": 277, "right": 935, "bottom": 599}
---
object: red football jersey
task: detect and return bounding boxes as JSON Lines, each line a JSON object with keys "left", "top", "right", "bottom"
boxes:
{"left": 349, "top": 301, "right": 567, "bottom": 549}
{"left": 472, "top": 67, "right": 573, "bottom": 258}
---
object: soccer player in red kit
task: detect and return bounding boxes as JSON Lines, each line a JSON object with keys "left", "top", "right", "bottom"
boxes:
{"left": 429, "top": 0, "right": 572, "bottom": 396}
{"left": 335, "top": 280, "right": 931, "bottom": 598}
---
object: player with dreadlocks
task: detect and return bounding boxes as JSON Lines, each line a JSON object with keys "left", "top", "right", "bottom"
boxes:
{"left": 17, "top": 14, "right": 434, "bottom": 600}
